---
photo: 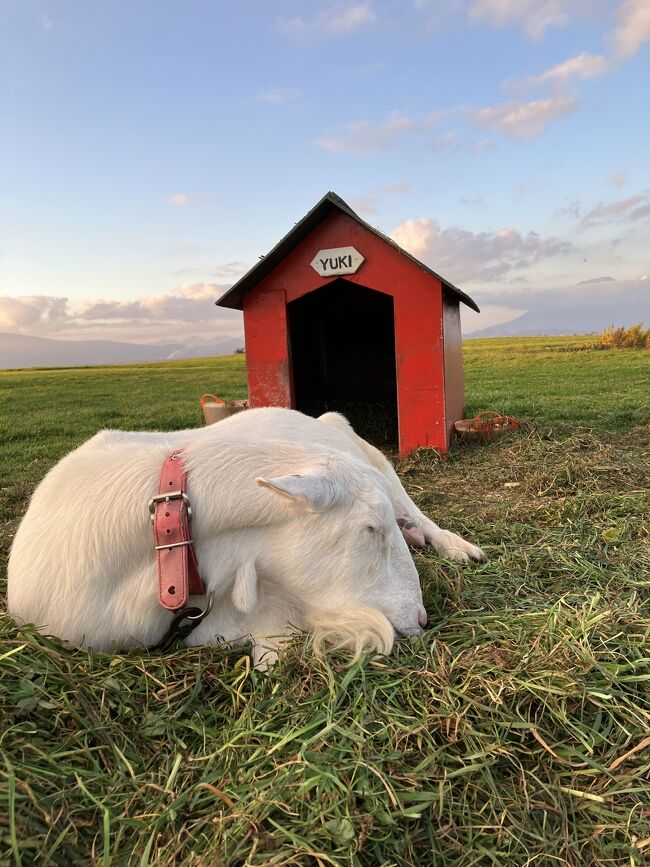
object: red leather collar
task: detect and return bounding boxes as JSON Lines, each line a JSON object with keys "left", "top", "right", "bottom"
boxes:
{"left": 149, "top": 449, "right": 206, "bottom": 610}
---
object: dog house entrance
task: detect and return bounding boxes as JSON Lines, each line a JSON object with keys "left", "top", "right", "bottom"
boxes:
{"left": 288, "top": 280, "right": 398, "bottom": 448}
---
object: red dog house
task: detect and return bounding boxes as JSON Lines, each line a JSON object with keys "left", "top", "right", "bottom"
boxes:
{"left": 216, "top": 192, "right": 479, "bottom": 456}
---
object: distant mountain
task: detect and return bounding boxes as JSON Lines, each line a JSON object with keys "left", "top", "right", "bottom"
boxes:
{"left": 466, "top": 308, "right": 646, "bottom": 339}
{"left": 466, "top": 280, "right": 650, "bottom": 339}
{"left": 0, "top": 332, "right": 245, "bottom": 369}
{"left": 466, "top": 317, "right": 573, "bottom": 338}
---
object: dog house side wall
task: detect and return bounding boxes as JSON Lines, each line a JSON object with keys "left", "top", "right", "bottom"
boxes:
{"left": 242, "top": 210, "right": 454, "bottom": 455}
{"left": 442, "top": 291, "right": 464, "bottom": 444}
{"left": 243, "top": 286, "right": 292, "bottom": 407}
{"left": 393, "top": 278, "right": 447, "bottom": 457}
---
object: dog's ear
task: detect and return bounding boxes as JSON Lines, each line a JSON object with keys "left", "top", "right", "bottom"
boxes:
{"left": 256, "top": 472, "right": 338, "bottom": 510}
{"left": 232, "top": 558, "right": 258, "bottom": 614}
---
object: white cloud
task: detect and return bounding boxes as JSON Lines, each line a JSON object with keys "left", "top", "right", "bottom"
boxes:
{"left": 576, "top": 276, "right": 615, "bottom": 284}
{"left": 0, "top": 284, "right": 243, "bottom": 342}
{"left": 316, "top": 110, "right": 440, "bottom": 154}
{"left": 469, "top": 93, "right": 579, "bottom": 139}
{"left": 0, "top": 295, "right": 69, "bottom": 331}
{"left": 431, "top": 131, "right": 458, "bottom": 151}
{"left": 467, "top": 0, "right": 647, "bottom": 61}
{"left": 279, "top": 3, "right": 375, "bottom": 37}
{"left": 507, "top": 53, "right": 610, "bottom": 94}
{"left": 468, "top": 0, "right": 599, "bottom": 40}
{"left": 557, "top": 199, "right": 582, "bottom": 218}
{"left": 392, "top": 217, "right": 572, "bottom": 282}
{"left": 316, "top": 44, "right": 609, "bottom": 156}
{"left": 412, "top": 0, "right": 466, "bottom": 29}
{"left": 349, "top": 182, "right": 410, "bottom": 215}
{"left": 168, "top": 193, "right": 189, "bottom": 207}
{"left": 489, "top": 4, "right": 647, "bottom": 98}
{"left": 613, "top": 0, "right": 650, "bottom": 59}
{"left": 211, "top": 261, "right": 250, "bottom": 280}
{"left": 580, "top": 192, "right": 650, "bottom": 228}
{"left": 475, "top": 277, "right": 649, "bottom": 305}
{"left": 256, "top": 87, "right": 302, "bottom": 105}
{"left": 471, "top": 277, "right": 650, "bottom": 316}
{"left": 78, "top": 283, "right": 226, "bottom": 322}
{"left": 473, "top": 138, "right": 495, "bottom": 152}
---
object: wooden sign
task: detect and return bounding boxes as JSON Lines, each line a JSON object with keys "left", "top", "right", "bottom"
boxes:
{"left": 310, "top": 246, "right": 364, "bottom": 277}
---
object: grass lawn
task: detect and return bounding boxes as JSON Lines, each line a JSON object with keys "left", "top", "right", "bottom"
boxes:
{"left": 1, "top": 338, "right": 649, "bottom": 865}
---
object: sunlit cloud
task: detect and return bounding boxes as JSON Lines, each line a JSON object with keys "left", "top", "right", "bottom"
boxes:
{"left": 473, "top": 138, "right": 495, "bottom": 152}
{"left": 431, "top": 131, "right": 458, "bottom": 151}
{"left": 0, "top": 295, "right": 69, "bottom": 331}
{"left": 576, "top": 276, "right": 615, "bottom": 284}
{"left": 279, "top": 3, "right": 375, "bottom": 37}
{"left": 392, "top": 217, "right": 572, "bottom": 283}
{"left": 256, "top": 87, "right": 302, "bottom": 104}
{"left": 468, "top": 93, "right": 579, "bottom": 139}
{"left": 580, "top": 192, "right": 650, "bottom": 229}
{"left": 505, "top": 53, "right": 610, "bottom": 94}
{"left": 0, "top": 283, "right": 243, "bottom": 342}
{"left": 348, "top": 182, "right": 410, "bottom": 215}
{"left": 211, "top": 261, "right": 250, "bottom": 280}
{"left": 556, "top": 199, "right": 582, "bottom": 218}
{"left": 316, "top": 110, "right": 442, "bottom": 154}
{"left": 468, "top": 0, "right": 602, "bottom": 40}
{"left": 78, "top": 283, "right": 226, "bottom": 321}
{"left": 322, "top": 91, "right": 580, "bottom": 156}
{"left": 613, "top": 0, "right": 650, "bottom": 59}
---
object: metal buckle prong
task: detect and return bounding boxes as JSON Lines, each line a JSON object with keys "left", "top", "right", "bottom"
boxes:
{"left": 148, "top": 491, "right": 192, "bottom": 523}
{"left": 154, "top": 539, "right": 195, "bottom": 551}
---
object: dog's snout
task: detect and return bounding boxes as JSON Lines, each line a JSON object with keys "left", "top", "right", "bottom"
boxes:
{"left": 418, "top": 607, "right": 428, "bottom": 630}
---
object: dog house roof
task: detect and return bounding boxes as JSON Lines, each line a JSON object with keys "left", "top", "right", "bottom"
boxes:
{"left": 216, "top": 191, "right": 480, "bottom": 313}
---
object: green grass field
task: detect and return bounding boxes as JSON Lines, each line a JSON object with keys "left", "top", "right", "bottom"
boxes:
{"left": 1, "top": 338, "right": 649, "bottom": 866}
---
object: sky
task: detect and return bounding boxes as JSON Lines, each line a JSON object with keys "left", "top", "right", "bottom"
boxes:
{"left": 1, "top": 0, "right": 649, "bottom": 343}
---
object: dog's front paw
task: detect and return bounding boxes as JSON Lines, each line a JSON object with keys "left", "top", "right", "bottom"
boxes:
{"left": 422, "top": 522, "right": 486, "bottom": 563}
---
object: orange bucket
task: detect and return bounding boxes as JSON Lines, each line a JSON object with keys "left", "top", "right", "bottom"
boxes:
{"left": 454, "top": 411, "right": 519, "bottom": 441}
{"left": 201, "top": 394, "right": 249, "bottom": 425}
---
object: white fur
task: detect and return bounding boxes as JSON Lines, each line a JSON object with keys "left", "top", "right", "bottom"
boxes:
{"left": 7, "top": 408, "right": 483, "bottom": 662}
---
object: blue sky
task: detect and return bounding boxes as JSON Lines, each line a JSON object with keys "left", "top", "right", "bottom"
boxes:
{"left": 1, "top": 0, "right": 649, "bottom": 341}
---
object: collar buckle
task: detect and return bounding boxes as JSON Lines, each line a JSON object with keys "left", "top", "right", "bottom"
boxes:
{"left": 148, "top": 490, "right": 192, "bottom": 523}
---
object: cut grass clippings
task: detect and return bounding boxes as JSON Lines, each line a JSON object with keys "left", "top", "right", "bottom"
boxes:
{"left": 1, "top": 340, "right": 649, "bottom": 865}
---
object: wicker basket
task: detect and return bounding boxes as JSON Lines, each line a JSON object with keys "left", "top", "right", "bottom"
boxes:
{"left": 201, "top": 394, "right": 248, "bottom": 425}
{"left": 454, "top": 411, "right": 519, "bottom": 441}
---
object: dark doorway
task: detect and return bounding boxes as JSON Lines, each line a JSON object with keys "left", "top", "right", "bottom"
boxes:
{"left": 288, "top": 280, "right": 398, "bottom": 448}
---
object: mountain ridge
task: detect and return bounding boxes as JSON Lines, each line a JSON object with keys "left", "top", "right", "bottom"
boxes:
{"left": 0, "top": 332, "right": 245, "bottom": 369}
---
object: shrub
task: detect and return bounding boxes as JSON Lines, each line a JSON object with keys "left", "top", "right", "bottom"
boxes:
{"left": 598, "top": 322, "right": 649, "bottom": 349}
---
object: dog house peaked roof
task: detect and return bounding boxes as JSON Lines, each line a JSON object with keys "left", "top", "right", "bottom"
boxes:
{"left": 216, "top": 191, "right": 479, "bottom": 313}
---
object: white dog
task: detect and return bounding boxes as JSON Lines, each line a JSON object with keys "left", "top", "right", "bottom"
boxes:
{"left": 7, "top": 408, "right": 483, "bottom": 664}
